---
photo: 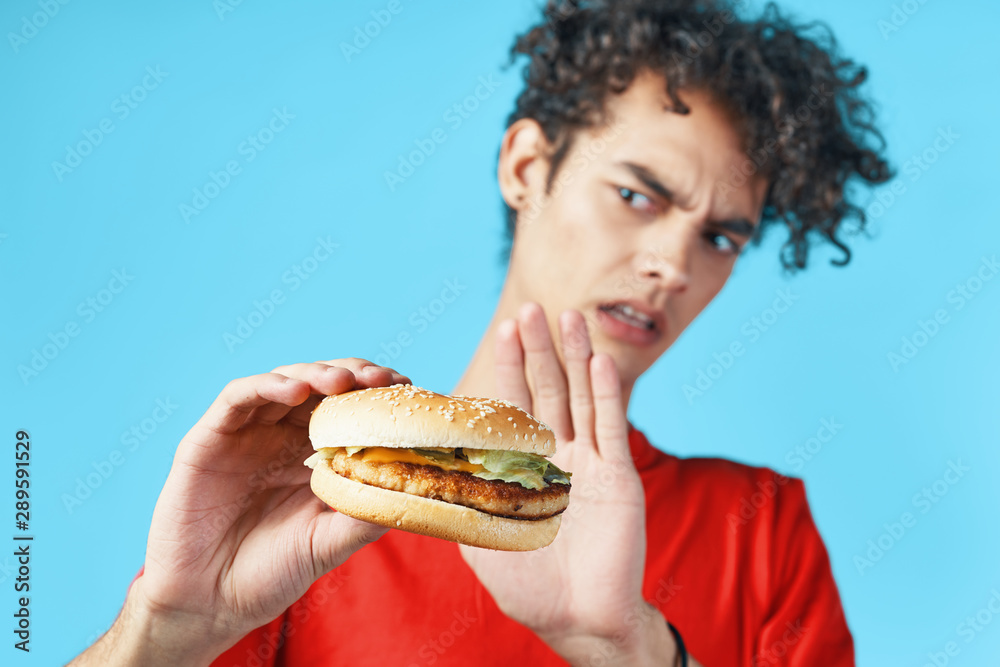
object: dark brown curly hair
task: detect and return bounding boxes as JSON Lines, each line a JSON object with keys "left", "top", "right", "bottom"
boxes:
{"left": 502, "top": 0, "right": 892, "bottom": 270}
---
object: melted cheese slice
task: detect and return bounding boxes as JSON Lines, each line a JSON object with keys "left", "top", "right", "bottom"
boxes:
{"left": 314, "top": 447, "right": 486, "bottom": 474}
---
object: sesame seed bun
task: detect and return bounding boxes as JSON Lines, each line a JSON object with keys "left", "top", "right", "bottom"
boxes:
{"left": 309, "top": 384, "right": 556, "bottom": 456}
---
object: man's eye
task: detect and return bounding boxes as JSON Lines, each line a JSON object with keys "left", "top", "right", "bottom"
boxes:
{"left": 706, "top": 232, "right": 740, "bottom": 255}
{"left": 618, "top": 187, "right": 653, "bottom": 211}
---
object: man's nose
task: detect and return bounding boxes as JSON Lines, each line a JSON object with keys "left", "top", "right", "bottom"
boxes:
{"left": 635, "top": 240, "right": 691, "bottom": 294}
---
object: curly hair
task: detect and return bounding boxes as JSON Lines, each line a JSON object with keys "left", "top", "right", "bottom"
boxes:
{"left": 502, "top": 0, "right": 892, "bottom": 270}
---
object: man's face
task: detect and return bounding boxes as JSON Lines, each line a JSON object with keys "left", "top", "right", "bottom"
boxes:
{"left": 500, "top": 70, "right": 769, "bottom": 388}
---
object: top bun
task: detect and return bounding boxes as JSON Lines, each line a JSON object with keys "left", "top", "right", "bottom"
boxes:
{"left": 309, "top": 384, "right": 556, "bottom": 457}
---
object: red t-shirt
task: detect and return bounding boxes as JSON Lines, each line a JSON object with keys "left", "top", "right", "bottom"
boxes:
{"left": 210, "top": 427, "right": 853, "bottom": 666}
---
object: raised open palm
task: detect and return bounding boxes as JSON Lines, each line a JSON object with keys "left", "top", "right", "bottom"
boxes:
{"left": 459, "top": 305, "right": 662, "bottom": 662}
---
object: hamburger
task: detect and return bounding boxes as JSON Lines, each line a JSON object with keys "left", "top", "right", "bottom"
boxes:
{"left": 304, "top": 384, "right": 571, "bottom": 551}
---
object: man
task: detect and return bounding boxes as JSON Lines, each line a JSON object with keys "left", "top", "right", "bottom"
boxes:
{"left": 71, "top": 0, "right": 890, "bottom": 664}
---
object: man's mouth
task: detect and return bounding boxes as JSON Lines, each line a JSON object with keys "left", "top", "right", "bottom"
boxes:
{"left": 598, "top": 303, "right": 656, "bottom": 330}
{"left": 595, "top": 302, "right": 664, "bottom": 346}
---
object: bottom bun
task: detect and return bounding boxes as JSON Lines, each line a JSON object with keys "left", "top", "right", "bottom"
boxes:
{"left": 310, "top": 459, "right": 561, "bottom": 551}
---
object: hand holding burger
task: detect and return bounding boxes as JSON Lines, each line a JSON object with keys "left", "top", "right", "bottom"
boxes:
{"left": 69, "top": 360, "right": 409, "bottom": 667}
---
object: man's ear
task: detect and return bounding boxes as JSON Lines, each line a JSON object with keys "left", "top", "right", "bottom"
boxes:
{"left": 497, "top": 118, "right": 552, "bottom": 218}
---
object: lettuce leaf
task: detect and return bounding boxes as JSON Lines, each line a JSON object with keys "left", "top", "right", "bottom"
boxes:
{"left": 464, "top": 449, "right": 571, "bottom": 489}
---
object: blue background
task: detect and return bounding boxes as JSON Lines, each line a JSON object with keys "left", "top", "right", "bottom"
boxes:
{"left": 1, "top": 0, "right": 997, "bottom": 664}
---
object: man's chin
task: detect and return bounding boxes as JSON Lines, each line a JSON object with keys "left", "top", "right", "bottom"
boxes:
{"left": 589, "top": 337, "right": 659, "bottom": 385}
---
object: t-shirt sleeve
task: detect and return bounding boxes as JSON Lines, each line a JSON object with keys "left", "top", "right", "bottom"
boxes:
{"left": 753, "top": 478, "right": 854, "bottom": 666}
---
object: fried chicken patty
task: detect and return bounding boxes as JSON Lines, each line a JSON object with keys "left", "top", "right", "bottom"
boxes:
{"left": 325, "top": 449, "right": 570, "bottom": 520}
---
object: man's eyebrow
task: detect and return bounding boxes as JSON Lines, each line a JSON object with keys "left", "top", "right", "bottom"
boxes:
{"left": 713, "top": 218, "right": 758, "bottom": 238}
{"left": 617, "top": 160, "right": 758, "bottom": 236}
{"left": 617, "top": 161, "right": 675, "bottom": 202}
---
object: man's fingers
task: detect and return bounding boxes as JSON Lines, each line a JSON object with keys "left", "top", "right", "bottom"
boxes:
{"left": 559, "top": 310, "right": 594, "bottom": 451}
{"left": 314, "top": 358, "right": 412, "bottom": 388}
{"left": 202, "top": 374, "right": 315, "bottom": 435}
{"left": 590, "top": 354, "right": 631, "bottom": 464}
{"left": 519, "top": 303, "right": 572, "bottom": 441}
{"left": 283, "top": 362, "right": 410, "bottom": 426}
{"left": 309, "top": 510, "right": 390, "bottom": 578}
{"left": 495, "top": 319, "right": 534, "bottom": 413}
{"left": 245, "top": 364, "right": 346, "bottom": 424}
{"left": 250, "top": 364, "right": 357, "bottom": 425}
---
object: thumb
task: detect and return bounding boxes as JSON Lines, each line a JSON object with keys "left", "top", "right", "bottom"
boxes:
{"left": 310, "top": 511, "right": 389, "bottom": 577}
